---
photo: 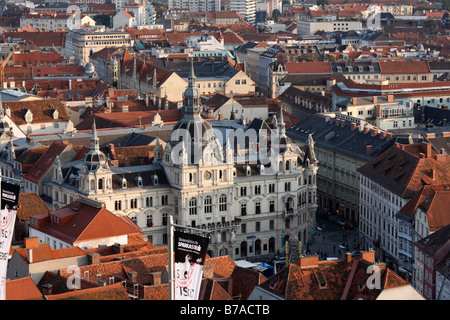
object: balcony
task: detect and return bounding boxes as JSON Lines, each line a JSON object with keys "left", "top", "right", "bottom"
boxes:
{"left": 200, "top": 218, "right": 242, "bottom": 232}
{"left": 284, "top": 208, "right": 295, "bottom": 216}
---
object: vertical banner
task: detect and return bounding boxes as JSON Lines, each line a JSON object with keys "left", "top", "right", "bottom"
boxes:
{"left": 0, "top": 181, "right": 20, "bottom": 300}
{"left": 174, "top": 231, "right": 209, "bottom": 300}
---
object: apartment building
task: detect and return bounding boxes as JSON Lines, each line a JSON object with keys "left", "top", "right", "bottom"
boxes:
{"left": 357, "top": 142, "right": 450, "bottom": 282}
{"left": 167, "top": 0, "right": 221, "bottom": 13}
{"left": 230, "top": 0, "right": 256, "bottom": 24}
{"left": 65, "top": 26, "right": 132, "bottom": 64}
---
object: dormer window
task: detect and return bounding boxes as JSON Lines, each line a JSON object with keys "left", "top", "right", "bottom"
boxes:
{"left": 152, "top": 174, "right": 159, "bottom": 185}
{"left": 120, "top": 176, "right": 127, "bottom": 189}
{"left": 136, "top": 175, "right": 143, "bottom": 187}
{"left": 52, "top": 109, "right": 59, "bottom": 120}
{"left": 25, "top": 109, "right": 33, "bottom": 123}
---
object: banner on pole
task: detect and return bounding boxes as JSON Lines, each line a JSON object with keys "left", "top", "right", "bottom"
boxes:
{"left": 174, "top": 230, "right": 209, "bottom": 300}
{"left": 0, "top": 181, "right": 20, "bottom": 300}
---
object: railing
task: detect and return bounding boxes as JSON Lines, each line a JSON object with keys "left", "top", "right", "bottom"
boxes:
{"left": 200, "top": 219, "right": 242, "bottom": 231}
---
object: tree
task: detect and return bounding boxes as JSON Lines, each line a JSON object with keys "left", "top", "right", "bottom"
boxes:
{"left": 272, "top": 9, "right": 281, "bottom": 22}
{"left": 316, "top": 0, "right": 330, "bottom": 6}
{"left": 93, "top": 14, "right": 111, "bottom": 28}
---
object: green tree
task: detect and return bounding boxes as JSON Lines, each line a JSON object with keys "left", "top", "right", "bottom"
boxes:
{"left": 316, "top": 0, "right": 330, "bottom": 6}
{"left": 93, "top": 14, "right": 111, "bottom": 28}
{"left": 272, "top": 9, "right": 281, "bottom": 22}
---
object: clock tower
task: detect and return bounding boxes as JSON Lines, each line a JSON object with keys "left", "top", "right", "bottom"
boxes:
{"left": 162, "top": 58, "right": 235, "bottom": 228}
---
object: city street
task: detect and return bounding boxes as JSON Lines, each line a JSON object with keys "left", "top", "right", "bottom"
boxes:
{"left": 305, "top": 211, "right": 361, "bottom": 260}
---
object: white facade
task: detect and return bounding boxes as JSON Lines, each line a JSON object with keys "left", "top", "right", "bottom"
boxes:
{"left": 230, "top": 0, "right": 256, "bottom": 24}
{"left": 359, "top": 174, "right": 402, "bottom": 268}
{"left": 167, "top": 0, "right": 221, "bottom": 12}
{"left": 46, "top": 61, "right": 318, "bottom": 260}
{"left": 65, "top": 27, "right": 132, "bottom": 64}
{"left": 297, "top": 18, "right": 363, "bottom": 36}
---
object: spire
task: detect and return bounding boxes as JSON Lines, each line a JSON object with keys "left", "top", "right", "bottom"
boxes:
{"left": 278, "top": 109, "right": 286, "bottom": 136}
{"left": 188, "top": 57, "right": 196, "bottom": 86}
{"left": 91, "top": 117, "right": 99, "bottom": 151}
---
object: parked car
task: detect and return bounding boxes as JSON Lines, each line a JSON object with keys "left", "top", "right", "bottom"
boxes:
{"left": 336, "top": 219, "right": 345, "bottom": 226}
{"left": 343, "top": 222, "right": 354, "bottom": 230}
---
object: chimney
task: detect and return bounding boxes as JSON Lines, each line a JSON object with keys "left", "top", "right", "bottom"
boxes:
{"left": 113, "top": 243, "right": 124, "bottom": 254}
{"left": 387, "top": 95, "right": 394, "bottom": 102}
{"left": 150, "top": 271, "right": 162, "bottom": 286}
{"left": 372, "top": 96, "right": 377, "bottom": 103}
{"left": 426, "top": 143, "right": 432, "bottom": 158}
{"left": 41, "top": 284, "right": 53, "bottom": 295}
{"left": 370, "top": 128, "right": 378, "bottom": 136}
{"left": 127, "top": 271, "right": 138, "bottom": 283}
{"left": 298, "top": 255, "right": 319, "bottom": 269}
{"left": 360, "top": 250, "right": 375, "bottom": 264}
{"left": 27, "top": 248, "right": 33, "bottom": 264}
{"left": 380, "top": 130, "right": 387, "bottom": 138}
{"left": 351, "top": 97, "right": 357, "bottom": 105}
{"left": 350, "top": 122, "right": 357, "bottom": 130}
{"left": 431, "top": 168, "right": 436, "bottom": 180}
{"left": 24, "top": 237, "right": 40, "bottom": 248}
{"left": 346, "top": 252, "right": 352, "bottom": 265}
{"left": 386, "top": 132, "right": 393, "bottom": 139}
{"left": 88, "top": 253, "right": 100, "bottom": 265}
{"left": 363, "top": 125, "right": 369, "bottom": 133}
{"left": 444, "top": 119, "right": 447, "bottom": 125}
{"left": 366, "top": 145, "right": 373, "bottom": 155}
{"left": 426, "top": 133, "right": 435, "bottom": 139}
{"left": 329, "top": 117, "right": 335, "bottom": 124}
{"left": 376, "top": 104, "right": 382, "bottom": 118}
{"left": 442, "top": 132, "right": 450, "bottom": 137}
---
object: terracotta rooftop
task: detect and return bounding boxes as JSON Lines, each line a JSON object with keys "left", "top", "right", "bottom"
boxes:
{"left": 255, "top": 252, "right": 410, "bottom": 300}
{"left": 2, "top": 98, "right": 69, "bottom": 125}
{"left": 378, "top": 60, "right": 431, "bottom": 74}
{"left": 399, "top": 184, "right": 450, "bottom": 231}
{"left": 357, "top": 142, "right": 450, "bottom": 198}
{"left": 45, "top": 282, "right": 130, "bottom": 300}
{"left": 6, "top": 277, "right": 45, "bottom": 300}
{"left": 29, "top": 200, "right": 143, "bottom": 246}
{"left": 16, "top": 192, "right": 51, "bottom": 221}
{"left": 285, "top": 61, "right": 332, "bottom": 74}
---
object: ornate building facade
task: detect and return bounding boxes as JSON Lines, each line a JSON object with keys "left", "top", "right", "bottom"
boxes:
{"left": 46, "top": 59, "right": 318, "bottom": 260}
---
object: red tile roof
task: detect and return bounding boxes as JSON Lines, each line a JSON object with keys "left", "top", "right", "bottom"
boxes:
{"left": 30, "top": 201, "right": 143, "bottom": 246}
{"left": 358, "top": 142, "right": 450, "bottom": 198}
{"left": 378, "top": 60, "right": 430, "bottom": 74}
{"left": 400, "top": 184, "right": 450, "bottom": 231}
{"left": 14, "top": 52, "right": 65, "bottom": 67}
{"left": 45, "top": 282, "right": 130, "bottom": 300}
{"left": 285, "top": 61, "right": 332, "bottom": 74}
{"left": 16, "top": 192, "right": 51, "bottom": 221}
{"left": 12, "top": 244, "right": 86, "bottom": 264}
{"left": 6, "top": 277, "right": 45, "bottom": 300}
{"left": 3, "top": 98, "right": 69, "bottom": 125}
{"left": 23, "top": 140, "right": 70, "bottom": 184}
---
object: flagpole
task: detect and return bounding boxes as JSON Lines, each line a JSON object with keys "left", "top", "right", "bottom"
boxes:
{"left": 168, "top": 215, "right": 174, "bottom": 301}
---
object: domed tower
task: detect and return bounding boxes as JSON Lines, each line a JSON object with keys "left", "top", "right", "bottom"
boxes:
{"left": 171, "top": 58, "right": 214, "bottom": 165}
{"left": 79, "top": 119, "right": 112, "bottom": 195}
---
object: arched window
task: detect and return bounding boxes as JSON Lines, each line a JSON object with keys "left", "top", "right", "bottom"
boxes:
{"left": 204, "top": 196, "right": 212, "bottom": 214}
{"left": 219, "top": 194, "right": 227, "bottom": 212}
{"left": 98, "top": 178, "right": 103, "bottom": 190}
{"left": 189, "top": 197, "right": 197, "bottom": 215}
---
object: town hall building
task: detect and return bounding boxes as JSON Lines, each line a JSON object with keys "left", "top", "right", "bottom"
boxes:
{"left": 45, "top": 59, "right": 319, "bottom": 260}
